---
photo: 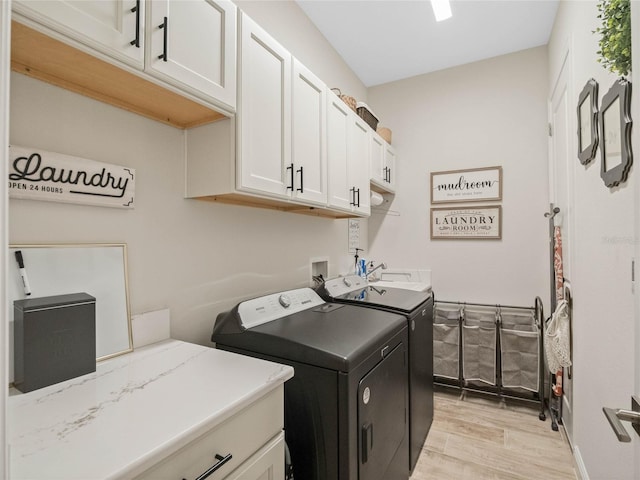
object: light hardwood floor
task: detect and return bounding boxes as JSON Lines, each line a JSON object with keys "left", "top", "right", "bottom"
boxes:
{"left": 411, "top": 387, "right": 578, "bottom": 480}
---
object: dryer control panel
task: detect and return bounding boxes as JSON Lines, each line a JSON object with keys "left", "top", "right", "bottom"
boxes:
{"left": 237, "top": 288, "right": 325, "bottom": 329}
{"left": 323, "top": 274, "right": 368, "bottom": 297}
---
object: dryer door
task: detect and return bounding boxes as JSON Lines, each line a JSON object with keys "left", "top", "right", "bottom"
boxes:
{"left": 358, "top": 343, "right": 408, "bottom": 480}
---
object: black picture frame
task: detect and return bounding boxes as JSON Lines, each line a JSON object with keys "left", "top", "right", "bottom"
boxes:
{"left": 599, "top": 79, "right": 633, "bottom": 188}
{"left": 577, "top": 78, "right": 599, "bottom": 165}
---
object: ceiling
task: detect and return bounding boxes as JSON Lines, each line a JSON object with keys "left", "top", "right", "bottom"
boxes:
{"left": 296, "top": 0, "right": 559, "bottom": 87}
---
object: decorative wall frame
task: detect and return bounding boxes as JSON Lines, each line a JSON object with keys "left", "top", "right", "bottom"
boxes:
{"left": 430, "top": 206, "right": 502, "bottom": 240}
{"left": 577, "top": 78, "right": 599, "bottom": 165}
{"left": 599, "top": 79, "right": 633, "bottom": 188}
{"left": 430, "top": 166, "right": 502, "bottom": 204}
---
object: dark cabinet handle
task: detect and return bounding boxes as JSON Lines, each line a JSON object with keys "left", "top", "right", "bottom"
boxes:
{"left": 361, "top": 423, "right": 373, "bottom": 463}
{"left": 356, "top": 188, "right": 361, "bottom": 207}
{"left": 383, "top": 166, "right": 388, "bottom": 183}
{"left": 286, "top": 163, "right": 294, "bottom": 191}
{"left": 296, "top": 166, "right": 304, "bottom": 193}
{"left": 130, "top": 0, "right": 140, "bottom": 47}
{"left": 192, "top": 453, "right": 233, "bottom": 480}
{"left": 387, "top": 168, "right": 391, "bottom": 184}
{"left": 158, "top": 17, "right": 168, "bottom": 61}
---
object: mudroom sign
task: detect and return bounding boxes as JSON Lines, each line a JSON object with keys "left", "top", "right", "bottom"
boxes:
{"left": 8, "top": 145, "right": 135, "bottom": 209}
{"left": 431, "top": 206, "right": 502, "bottom": 240}
{"left": 431, "top": 166, "right": 502, "bottom": 204}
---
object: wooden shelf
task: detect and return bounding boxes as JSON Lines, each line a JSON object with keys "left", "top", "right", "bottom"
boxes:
{"left": 10, "top": 21, "right": 226, "bottom": 129}
{"left": 197, "top": 193, "right": 358, "bottom": 219}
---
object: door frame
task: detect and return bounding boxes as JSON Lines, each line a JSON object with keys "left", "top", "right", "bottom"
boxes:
{"left": 631, "top": 2, "right": 640, "bottom": 477}
{"left": 547, "top": 36, "right": 576, "bottom": 445}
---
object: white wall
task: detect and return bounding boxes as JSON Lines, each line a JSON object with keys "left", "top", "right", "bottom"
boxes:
{"left": 8, "top": 2, "right": 368, "bottom": 348}
{"left": 234, "top": 0, "right": 367, "bottom": 103}
{"left": 548, "top": 2, "right": 636, "bottom": 479}
{"left": 366, "top": 47, "right": 550, "bottom": 307}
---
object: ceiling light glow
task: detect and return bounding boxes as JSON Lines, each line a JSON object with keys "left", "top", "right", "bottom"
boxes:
{"left": 431, "top": 0, "right": 452, "bottom": 22}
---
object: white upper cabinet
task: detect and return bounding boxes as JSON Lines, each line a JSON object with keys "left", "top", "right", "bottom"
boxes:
{"left": 237, "top": 12, "right": 291, "bottom": 199}
{"left": 12, "top": 0, "right": 145, "bottom": 68}
{"left": 349, "top": 115, "right": 371, "bottom": 216}
{"left": 384, "top": 142, "right": 397, "bottom": 192}
{"left": 327, "top": 89, "right": 370, "bottom": 216}
{"left": 370, "top": 131, "right": 386, "bottom": 187}
{"left": 146, "top": 0, "right": 237, "bottom": 109}
{"left": 370, "top": 131, "right": 396, "bottom": 194}
{"left": 327, "top": 91, "right": 352, "bottom": 212}
{"left": 12, "top": 0, "right": 237, "bottom": 114}
{"left": 291, "top": 59, "right": 327, "bottom": 206}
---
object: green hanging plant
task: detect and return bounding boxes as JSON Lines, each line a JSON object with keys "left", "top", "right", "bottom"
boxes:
{"left": 594, "top": 0, "right": 632, "bottom": 76}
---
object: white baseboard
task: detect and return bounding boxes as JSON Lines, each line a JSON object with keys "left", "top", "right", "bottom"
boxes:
{"left": 573, "top": 445, "right": 590, "bottom": 480}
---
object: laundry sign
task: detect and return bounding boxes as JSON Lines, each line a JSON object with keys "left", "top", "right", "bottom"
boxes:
{"left": 8, "top": 145, "right": 135, "bottom": 209}
{"left": 431, "top": 166, "right": 502, "bottom": 204}
{"left": 430, "top": 206, "right": 502, "bottom": 240}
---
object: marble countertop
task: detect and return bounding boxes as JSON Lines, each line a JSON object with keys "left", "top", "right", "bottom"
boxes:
{"left": 8, "top": 339, "right": 294, "bottom": 480}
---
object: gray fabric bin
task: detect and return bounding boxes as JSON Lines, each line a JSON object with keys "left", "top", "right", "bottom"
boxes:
{"left": 500, "top": 310, "right": 539, "bottom": 392}
{"left": 462, "top": 308, "right": 496, "bottom": 386}
{"left": 433, "top": 305, "right": 460, "bottom": 379}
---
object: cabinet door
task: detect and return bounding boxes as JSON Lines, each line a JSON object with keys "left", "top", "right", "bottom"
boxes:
{"left": 226, "top": 433, "right": 285, "bottom": 480}
{"left": 327, "top": 91, "right": 353, "bottom": 212}
{"left": 292, "top": 59, "right": 327, "bottom": 207}
{"left": 384, "top": 143, "right": 397, "bottom": 193}
{"left": 12, "top": 0, "right": 144, "bottom": 68}
{"left": 349, "top": 116, "right": 371, "bottom": 216}
{"left": 133, "top": 388, "right": 284, "bottom": 480}
{"left": 237, "top": 12, "right": 291, "bottom": 199}
{"left": 370, "top": 131, "right": 386, "bottom": 186}
{"left": 147, "top": 0, "right": 236, "bottom": 109}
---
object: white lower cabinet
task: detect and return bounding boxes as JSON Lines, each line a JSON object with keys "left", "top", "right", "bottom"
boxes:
{"left": 134, "top": 387, "right": 285, "bottom": 480}
{"left": 226, "top": 433, "right": 285, "bottom": 480}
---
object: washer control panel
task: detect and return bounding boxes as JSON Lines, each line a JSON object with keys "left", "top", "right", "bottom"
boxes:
{"left": 238, "top": 288, "right": 325, "bottom": 329}
{"left": 323, "top": 275, "right": 368, "bottom": 297}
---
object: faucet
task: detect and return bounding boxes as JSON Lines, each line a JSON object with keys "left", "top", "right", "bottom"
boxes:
{"left": 367, "top": 262, "right": 387, "bottom": 280}
{"left": 369, "top": 285, "right": 387, "bottom": 296}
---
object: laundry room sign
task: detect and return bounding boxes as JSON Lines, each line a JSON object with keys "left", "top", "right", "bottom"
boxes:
{"left": 431, "top": 166, "right": 502, "bottom": 204}
{"left": 430, "top": 206, "right": 502, "bottom": 239}
{"left": 8, "top": 145, "right": 135, "bottom": 209}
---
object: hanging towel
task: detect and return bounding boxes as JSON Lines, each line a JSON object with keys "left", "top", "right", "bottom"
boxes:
{"left": 552, "top": 225, "right": 565, "bottom": 395}
{"left": 554, "top": 226, "right": 564, "bottom": 303}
